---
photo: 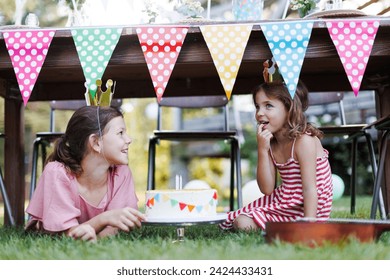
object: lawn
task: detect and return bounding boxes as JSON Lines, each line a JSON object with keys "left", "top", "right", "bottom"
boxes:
{"left": 0, "top": 196, "right": 389, "bottom": 260}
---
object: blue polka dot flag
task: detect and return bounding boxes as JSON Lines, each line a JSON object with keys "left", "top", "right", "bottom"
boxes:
{"left": 71, "top": 27, "right": 122, "bottom": 98}
{"left": 260, "top": 21, "right": 314, "bottom": 98}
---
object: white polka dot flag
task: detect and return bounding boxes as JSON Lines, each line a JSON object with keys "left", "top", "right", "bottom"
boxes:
{"left": 326, "top": 19, "right": 380, "bottom": 96}
{"left": 71, "top": 27, "right": 122, "bottom": 98}
{"left": 200, "top": 24, "right": 252, "bottom": 100}
{"left": 260, "top": 21, "right": 314, "bottom": 99}
{"left": 136, "top": 26, "right": 189, "bottom": 102}
{"left": 3, "top": 30, "right": 56, "bottom": 106}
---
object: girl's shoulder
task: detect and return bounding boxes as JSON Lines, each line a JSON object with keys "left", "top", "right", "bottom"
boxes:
{"left": 110, "top": 164, "right": 133, "bottom": 183}
{"left": 294, "top": 133, "right": 320, "bottom": 150}
{"left": 43, "top": 161, "right": 74, "bottom": 179}
{"left": 111, "top": 164, "right": 132, "bottom": 175}
{"left": 44, "top": 161, "right": 66, "bottom": 172}
{"left": 294, "top": 133, "right": 325, "bottom": 158}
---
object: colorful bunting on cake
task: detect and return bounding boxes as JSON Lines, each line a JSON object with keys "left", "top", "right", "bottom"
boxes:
{"left": 146, "top": 191, "right": 217, "bottom": 213}
{"left": 3, "top": 30, "right": 56, "bottom": 106}
{"left": 326, "top": 19, "right": 380, "bottom": 96}
{"left": 71, "top": 27, "right": 122, "bottom": 98}
{"left": 260, "top": 21, "right": 314, "bottom": 98}
{"left": 146, "top": 197, "right": 155, "bottom": 207}
{"left": 136, "top": 26, "right": 189, "bottom": 102}
{"left": 200, "top": 24, "right": 252, "bottom": 100}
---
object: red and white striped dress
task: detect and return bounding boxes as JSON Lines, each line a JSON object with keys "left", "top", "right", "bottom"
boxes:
{"left": 220, "top": 138, "right": 333, "bottom": 230}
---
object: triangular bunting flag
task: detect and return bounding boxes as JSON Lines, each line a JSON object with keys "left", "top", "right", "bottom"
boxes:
{"left": 136, "top": 26, "right": 189, "bottom": 102}
{"left": 179, "top": 202, "right": 187, "bottom": 210}
{"left": 3, "top": 30, "right": 56, "bottom": 106}
{"left": 162, "top": 194, "right": 170, "bottom": 202}
{"left": 149, "top": 197, "right": 155, "bottom": 206}
{"left": 260, "top": 21, "right": 314, "bottom": 98}
{"left": 326, "top": 19, "right": 380, "bottom": 96}
{"left": 187, "top": 205, "right": 195, "bottom": 212}
{"left": 209, "top": 198, "right": 214, "bottom": 206}
{"left": 71, "top": 27, "right": 122, "bottom": 98}
{"left": 154, "top": 193, "right": 160, "bottom": 202}
{"left": 196, "top": 206, "right": 203, "bottom": 213}
{"left": 170, "top": 199, "right": 178, "bottom": 207}
{"left": 213, "top": 191, "right": 218, "bottom": 200}
{"left": 200, "top": 24, "right": 252, "bottom": 100}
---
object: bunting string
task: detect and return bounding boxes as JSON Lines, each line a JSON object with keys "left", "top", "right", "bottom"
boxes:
{"left": 0, "top": 20, "right": 383, "bottom": 105}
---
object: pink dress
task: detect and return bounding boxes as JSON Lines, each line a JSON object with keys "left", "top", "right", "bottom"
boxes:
{"left": 220, "top": 138, "right": 333, "bottom": 230}
{"left": 26, "top": 161, "right": 139, "bottom": 232}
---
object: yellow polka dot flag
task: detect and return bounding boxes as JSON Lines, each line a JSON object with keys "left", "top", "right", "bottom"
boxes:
{"left": 200, "top": 24, "right": 253, "bottom": 100}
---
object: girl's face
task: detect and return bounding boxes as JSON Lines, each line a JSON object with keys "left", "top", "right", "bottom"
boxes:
{"left": 254, "top": 89, "right": 288, "bottom": 134}
{"left": 100, "top": 116, "right": 132, "bottom": 165}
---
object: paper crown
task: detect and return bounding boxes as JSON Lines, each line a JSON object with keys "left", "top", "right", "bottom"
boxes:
{"left": 84, "top": 79, "right": 115, "bottom": 106}
{"left": 263, "top": 57, "right": 284, "bottom": 84}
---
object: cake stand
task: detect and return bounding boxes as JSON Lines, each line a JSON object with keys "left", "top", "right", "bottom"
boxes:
{"left": 142, "top": 214, "right": 227, "bottom": 242}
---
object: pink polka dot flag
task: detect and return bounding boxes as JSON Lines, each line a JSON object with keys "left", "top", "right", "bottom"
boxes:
{"left": 326, "top": 19, "right": 380, "bottom": 96}
{"left": 136, "top": 26, "right": 189, "bottom": 102}
{"left": 3, "top": 30, "right": 56, "bottom": 106}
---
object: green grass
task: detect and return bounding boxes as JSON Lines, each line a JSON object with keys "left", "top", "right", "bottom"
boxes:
{"left": 1, "top": 196, "right": 390, "bottom": 260}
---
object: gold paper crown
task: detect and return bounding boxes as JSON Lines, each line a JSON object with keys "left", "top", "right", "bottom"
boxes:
{"left": 84, "top": 79, "right": 115, "bottom": 106}
{"left": 263, "top": 57, "right": 284, "bottom": 84}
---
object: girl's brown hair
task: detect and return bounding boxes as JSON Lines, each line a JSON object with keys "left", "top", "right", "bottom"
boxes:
{"left": 252, "top": 81, "right": 323, "bottom": 139}
{"left": 47, "top": 106, "right": 123, "bottom": 175}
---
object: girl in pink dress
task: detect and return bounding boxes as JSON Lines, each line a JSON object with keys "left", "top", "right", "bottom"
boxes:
{"left": 220, "top": 63, "right": 333, "bottom": 231}
{"left": 26, "top": 106, "right": 145, "bottom": 241}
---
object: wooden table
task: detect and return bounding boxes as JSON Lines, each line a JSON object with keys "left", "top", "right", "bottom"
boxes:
{"left": 1, "top": 19, "right": 390, "bottom": 225}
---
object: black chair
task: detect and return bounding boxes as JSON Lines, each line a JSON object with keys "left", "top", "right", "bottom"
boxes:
{"left": 362, "top": 115, "right": 390, "bottom": 219}
{"left": 29, "top": 99, "right": 123, "bottom": 199}
{"left": 147, "top": 95, "right": 242, "bottom": 211}
{"left": 308, "top": 91, "right": 379, "bottom": 214}
{"left": 0, "top": 133, "right": 15, "bottom": 226}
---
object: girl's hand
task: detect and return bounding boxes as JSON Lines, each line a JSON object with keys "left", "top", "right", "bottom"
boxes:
{"left": 256, "top": 123, "right": 273, "bottom": 151}
{"left": 104, "top": 208, "right": 146, "bottom": 232}
{"left": 67, "top": 224, "right": 97, "bottom": 242}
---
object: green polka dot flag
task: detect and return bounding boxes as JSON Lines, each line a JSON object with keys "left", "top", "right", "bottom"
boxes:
{"left": 71, "top": 27, "right": 122, "bottom": 98}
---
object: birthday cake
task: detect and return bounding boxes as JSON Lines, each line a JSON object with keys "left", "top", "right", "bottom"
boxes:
{"left": 145, "top": 189, "right": 218, "bottom": 220}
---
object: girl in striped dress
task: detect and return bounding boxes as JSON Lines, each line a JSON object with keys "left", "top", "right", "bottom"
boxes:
{"left": 220, "top": 77, "right": 333, "bottom": 231}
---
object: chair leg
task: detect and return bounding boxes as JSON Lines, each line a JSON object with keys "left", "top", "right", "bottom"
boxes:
{"left": 30, "top": 137, "right": 42, "bottom": 200}
{"left": 234, "top": 138, "right": 242, "bottom": 209}
{"left": 364, "top": 131, "right": 386, "bottom": 219}
{"left": 0, "top": 167, "right": 15, "bottom": 226}
{"left": 350, "top": 137, "right": 357, "bottom": 214}
{"left": 229, "top": 138, "right": 242, "bottom": 211}
{"left": 370, "top": 130, "right": 389, "bottom": 219}
{"left": 147, "top": 137, "right": 157, "bottom": 191}
{"left": 229, "top": 140, "right": 235, "bottom": 211}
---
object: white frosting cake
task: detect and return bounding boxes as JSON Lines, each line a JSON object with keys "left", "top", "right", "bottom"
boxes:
{"left": 145, "top": 189, "right": 218, "bottom": 220}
